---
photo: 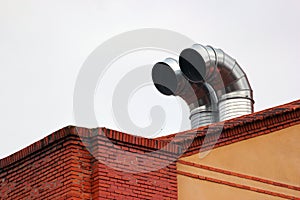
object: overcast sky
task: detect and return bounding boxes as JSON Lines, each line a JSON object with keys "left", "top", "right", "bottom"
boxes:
{"left": 1, "top": 0, "right": 300, "bottom": 158}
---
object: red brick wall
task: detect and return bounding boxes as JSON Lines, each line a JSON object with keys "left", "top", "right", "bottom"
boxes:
{"left": 0, "top": 133, "right": 93, "bottom": 199}
{"left": 2, "top": 100, "right": 300, "bottom": 199}
{"left": 87, "top": 129, "right": 178, "bottom": 199}
{"left": 0, "top": 127, "right": 178, "bottom": 199}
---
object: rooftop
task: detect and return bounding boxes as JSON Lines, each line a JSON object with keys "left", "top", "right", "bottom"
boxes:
{"left": 1, "top": 99, "right": 300, "bottom": 169}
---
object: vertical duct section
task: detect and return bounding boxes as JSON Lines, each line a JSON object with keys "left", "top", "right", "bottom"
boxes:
{"left": 218, "top": 91, "right": 253, "bottom": 121}
{"left": 179, "top": 44, "right": 254, "bottom": 121}
{"left": 152, "top": 58, "right": 218, "bottom": 128}
{"left": 189, "top": 83, "right": 218, "bottom": 128}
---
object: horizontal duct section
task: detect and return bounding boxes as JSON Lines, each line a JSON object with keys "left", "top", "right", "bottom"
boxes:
{"left": 152, "top": 58, "right": 218, "bottom": 128}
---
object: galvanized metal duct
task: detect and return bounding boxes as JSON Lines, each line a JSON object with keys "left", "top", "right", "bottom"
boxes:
{"left": 152, "top": 58, "right": 218, "bottom": 128}
{"left": 179, "top": 44, "right": 254, "bottom": 121}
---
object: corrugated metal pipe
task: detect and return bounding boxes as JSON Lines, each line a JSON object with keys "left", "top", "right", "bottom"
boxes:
{"left": 179, "top": 44, "right": 254, "bottom": 121}
{"left": 152, "top": 58, "right": 218, "bottom": 128}
{"left": 151, "top": 44, "right": 254, "bottom": 129}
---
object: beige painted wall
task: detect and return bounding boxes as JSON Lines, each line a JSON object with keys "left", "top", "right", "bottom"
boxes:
{"left": 178, "top": 124, "right": 300, "bottom": 199}
{"left": 178, "top": 175, "right": 284, "bottom": 200}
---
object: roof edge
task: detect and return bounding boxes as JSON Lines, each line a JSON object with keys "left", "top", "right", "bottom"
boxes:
{"left": 1, "top": 99, "right": 300, "bottom": 168}
{"left": 0, "top": 126, "right": 173, "bottom": 169}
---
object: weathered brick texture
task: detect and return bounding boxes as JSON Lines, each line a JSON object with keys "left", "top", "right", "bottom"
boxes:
{"left": 0, "top": 127, "right": 178, "bottom": 199}
{"left": 1, "top": 99, "right": 300, "bottom": 199}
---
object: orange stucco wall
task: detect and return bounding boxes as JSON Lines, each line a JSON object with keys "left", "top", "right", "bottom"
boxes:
{"left": 177, "top": 124, "right": 300, "bottom": 199}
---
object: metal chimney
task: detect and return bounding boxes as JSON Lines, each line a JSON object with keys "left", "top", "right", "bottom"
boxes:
{"left": 179, "top": 44, "right": 254, "bottom": 121}
{"left": 152, "top": 58, "right": 218, "bottom": 128}
{"left": 151, "top": 44, "right": 254, "bottom": 129}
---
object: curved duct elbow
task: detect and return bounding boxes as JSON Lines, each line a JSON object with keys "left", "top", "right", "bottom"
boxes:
{"left": 179, "top": 44, "right": 254, "bottom": 121}
{"left": 152, "top": 58, "right": 218, "bottom": 128}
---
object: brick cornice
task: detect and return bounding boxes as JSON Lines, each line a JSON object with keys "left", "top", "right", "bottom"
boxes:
{"left": 0, "top": 126, "right": 176, "bottom": 170}
{"left": 176, "top": 99, "right": 300, "bottom": 157}
{"left": 1, "top": 99, "right": 300, "bottom": 169}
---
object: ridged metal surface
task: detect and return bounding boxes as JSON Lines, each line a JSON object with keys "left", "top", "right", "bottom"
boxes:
{"left": 219, "top": 97, "right": 253, "bottom": 121}
{"left": 179, "top": 44, "right": 254, "bottom": 122}
{"left": 190, "top": 106, "right": 217, "bottom": 128}
{"left": 153, "top": 44, "right": 254, "bottom": 129}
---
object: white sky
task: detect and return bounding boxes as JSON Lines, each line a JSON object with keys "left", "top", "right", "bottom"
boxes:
{"left": 1, "top": 0, "right": 300, "bottom": 158}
